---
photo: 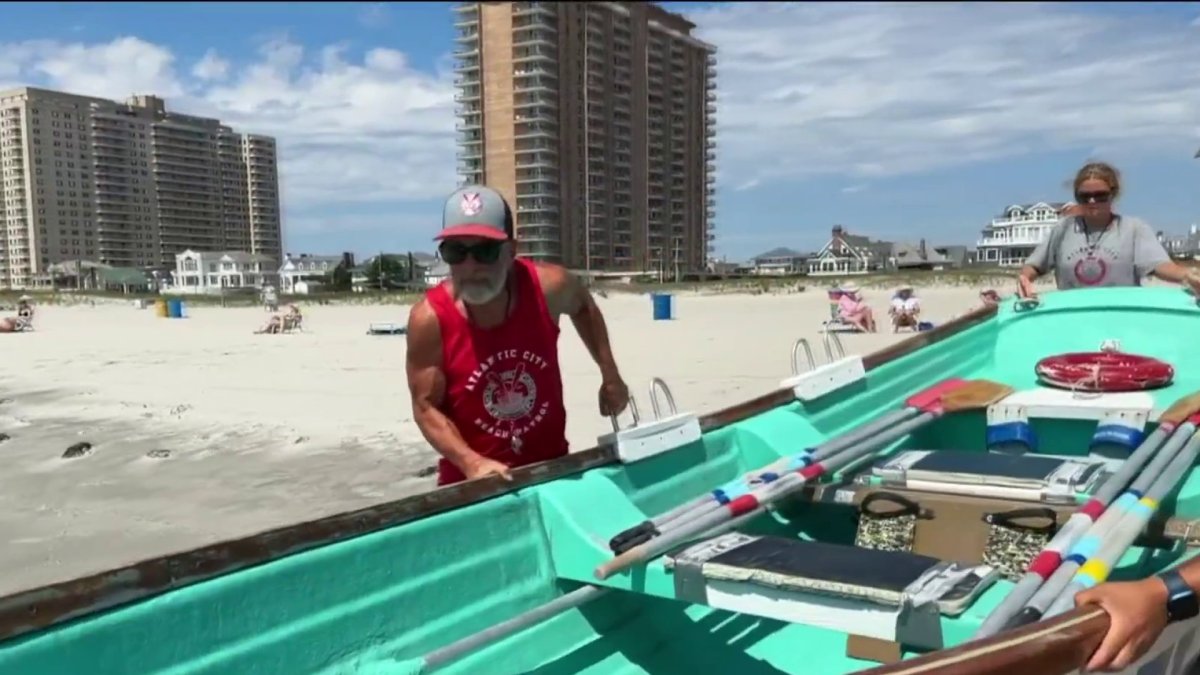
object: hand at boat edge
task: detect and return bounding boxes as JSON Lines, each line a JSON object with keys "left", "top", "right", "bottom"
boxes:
{"left": 1017, "top": 276, "right": 1039, "bottom": 301}
{"left": 598, "top": 375, "right": 630, "bottom": 418}
{"left": 462, "top": 455, "right": 514, "bottom": 482}
{"left": 1074, "top": 577, "right": 1169, "bottom": 672}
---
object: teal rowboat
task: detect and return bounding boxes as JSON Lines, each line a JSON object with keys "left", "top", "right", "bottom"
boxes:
{"left": 3, "top": 286, "right": 1200, "bottom": 675}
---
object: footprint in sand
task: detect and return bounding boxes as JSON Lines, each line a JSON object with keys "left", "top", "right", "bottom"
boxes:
{"left": 146, "top": 449, "right": 171, "bottom": 459}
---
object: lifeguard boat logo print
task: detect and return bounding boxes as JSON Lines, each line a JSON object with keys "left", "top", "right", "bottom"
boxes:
{"left": 464, "top": 348, "right": 552, "bottom": 453}
{"left": 1064, "top": 237, "right": 1119, "bottom": 287}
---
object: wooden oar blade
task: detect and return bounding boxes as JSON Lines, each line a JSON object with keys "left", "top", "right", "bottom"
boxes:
{"left": 941, "top": 380, "right": 1015, "bottom": 413}
{"left": 1159, "top": 391, "right": 1200, "bottom": 427}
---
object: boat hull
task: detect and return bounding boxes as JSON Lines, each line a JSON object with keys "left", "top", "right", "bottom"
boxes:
{"left": 1, "top": 287, "right": 1199, "bottom": 674}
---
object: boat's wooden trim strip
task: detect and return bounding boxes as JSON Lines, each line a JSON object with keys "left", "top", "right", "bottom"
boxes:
{"left": 0, "top": 303, "right": 996, "bottom": 643}
{"left": 858, "top": 607, "right": 1107, "bottom": 675}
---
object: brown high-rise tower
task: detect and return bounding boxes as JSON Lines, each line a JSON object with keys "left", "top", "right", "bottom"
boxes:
{"left": 453, "top": 1, "right": 717, "bottom": 276}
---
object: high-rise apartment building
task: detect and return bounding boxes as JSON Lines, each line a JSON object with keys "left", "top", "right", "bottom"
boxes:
{"left": 0, "top": 87, "right": 282, "bottom": 289}
{"left": 453, "top": 1, "right": 717, "bottom": 275}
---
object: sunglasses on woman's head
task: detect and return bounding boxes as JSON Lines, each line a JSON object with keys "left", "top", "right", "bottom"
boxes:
{"left": 439, "top": 239, "right": 504, "bottom": 265}
{"left": 1076, "top": 191, "right": 1111, "bottom": 204}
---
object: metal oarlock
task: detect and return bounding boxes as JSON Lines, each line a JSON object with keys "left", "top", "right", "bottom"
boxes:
{"left": 601, "top": 377, "right": 702, "bottom": 464}
{"left": 1014, "top": 298, "right": 1041, "bottom": 312}
{"left": 649, "top": 377, "right": 678, "bottom": 420}
{"left": 791, "top": 338, "right": 816, "bottom": 376}
{"left": 609, "top": 395, "right": 642, "bottom": 432}
{"left": 822, "top": 330, "right": 845, "bottom": 363}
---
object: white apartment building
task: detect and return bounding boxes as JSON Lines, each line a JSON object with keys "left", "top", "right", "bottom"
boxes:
{"left": 976, "top": 202, "right": 1074, "bottom": 267}
{"left": 172, "top": 249, "right": 277, "bottom": 295}
{"left": 0, "top": 87, "right": 283, "bottom": 290}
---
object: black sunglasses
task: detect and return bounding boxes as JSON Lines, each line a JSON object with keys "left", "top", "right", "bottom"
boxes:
{"left": 439, "top": 239, "right": 504, "bottom": 265}
{"left": 1076, "top": 191, "right": 1111, "bottom": 204}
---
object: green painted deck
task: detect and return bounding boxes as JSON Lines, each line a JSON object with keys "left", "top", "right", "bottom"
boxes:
{"left": 2, "top": 287, "right": 1199, "bottom": 674}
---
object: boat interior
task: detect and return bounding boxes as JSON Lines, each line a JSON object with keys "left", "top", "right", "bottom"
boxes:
{"left": 1, "top": 287, "right": 1200, "bottom": 675}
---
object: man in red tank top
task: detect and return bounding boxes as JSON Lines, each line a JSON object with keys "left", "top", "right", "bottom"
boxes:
{"left": 406, "top": 185, "right": 630, "bottom": 486}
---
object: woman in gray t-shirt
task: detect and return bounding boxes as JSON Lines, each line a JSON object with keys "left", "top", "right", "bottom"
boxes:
{"left": 1017, "top": 162, "right": 1200, "bottom": 299}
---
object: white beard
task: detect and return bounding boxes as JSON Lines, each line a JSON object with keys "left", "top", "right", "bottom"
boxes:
{"left": 457, "top": 274, "right": 506, "bottom": 306}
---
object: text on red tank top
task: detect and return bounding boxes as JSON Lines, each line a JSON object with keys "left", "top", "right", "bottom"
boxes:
{"left": 429, "top": 258, "right": 568, "bottom": 465}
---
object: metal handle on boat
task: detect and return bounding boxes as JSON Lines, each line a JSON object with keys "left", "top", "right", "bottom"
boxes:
{"left": 609, "top": 394, "right": 642, "bottom": 432}
{"left": 823, "top": 331, "right": 845, "bottom": 363}
{"left": 649, "top": 377, "right": 678, "bottom": 420}
{"left": 791, "top": 338, "right": 816, "bottom": 376}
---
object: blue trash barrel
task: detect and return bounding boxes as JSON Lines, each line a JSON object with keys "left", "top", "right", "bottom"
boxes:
{"left": 167, "top": 298, "right": 184, "bottom": 319}
{"left": 651, "top": 293, "right": 674, "bottom": 321}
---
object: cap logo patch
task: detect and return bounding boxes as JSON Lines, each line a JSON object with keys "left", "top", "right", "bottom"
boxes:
{"left": 460, "top": 192, "right": 483, "bottom": 217}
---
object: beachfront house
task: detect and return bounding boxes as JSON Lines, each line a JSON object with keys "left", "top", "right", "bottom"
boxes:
{"left": 171, "top": 250, "right": 278, "bottom": 295}
{"left": 1160, "top": 225, "right": 1200, "bottom": 261}
{"left": 750, "top": 247, "right": 808, "bottom": 276}
{"left": 278, "top": 253, "right": 354, "bottom": 295}
{"left": 806, "top": 225, "right": 892, "bottom": 276}
{"left": 976, "top": 202, "right": 1075, "bottom": 267}
{"left": 350, "top": 252, "right": 437, "bottom": 292}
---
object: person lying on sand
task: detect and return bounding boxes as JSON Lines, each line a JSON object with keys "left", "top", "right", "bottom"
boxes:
{"left": 255, "top": 315, "right": 283, "bottom": 334}
{"left": 836, "top": 282, "right": 877, "bottom": 333}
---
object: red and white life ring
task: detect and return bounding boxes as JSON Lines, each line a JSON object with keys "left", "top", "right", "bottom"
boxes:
{"left": 1035, "top": 351, "right": 1174, "bottom": 392}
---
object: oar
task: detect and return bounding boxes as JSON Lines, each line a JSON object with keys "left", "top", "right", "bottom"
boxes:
{"left": 974, "top": 390, "right": 1200, "bottom": 638}
{"left": 999, "top": 404, "right": 1200, "bottom": 630}
{"left": 394, "top": 585, "right": 612, "bottom": 675}
{"left": 611, "top": 380, "right": 967, "bottom": 554}
{"left": 594, "top": 379, "right": 1014, "bottom": 581}
{"left": 651, "top": 406, "right": 916, "bottom": 529}
{"left": 1042, "top": 427, "right": 1200, "bottom": 618}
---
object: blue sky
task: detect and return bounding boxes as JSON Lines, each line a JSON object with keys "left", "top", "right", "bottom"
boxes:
{"left": 3, "top": 1, "right": 1200, "bottom": 262}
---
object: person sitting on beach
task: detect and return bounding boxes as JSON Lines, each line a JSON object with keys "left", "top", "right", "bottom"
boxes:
{"left": 1018, "top": 161, "right": 1200, "bottom": 300}
{"left": 836, "top": 282, "right": 877, "bottom": 333}
{"left": 0, "top": 296, "right": 34, "bottom": 333}
{"left": 281, "top": 304, "right": 303, "bottom": 332}
{"left": 406, "top": 185, "right": 630, "bottom": 486}
{"left": 979, "top": 289, "right": 1002, "bottom": 308}
{"left": 889, "top": 286, "right": 920, "bottom": 332}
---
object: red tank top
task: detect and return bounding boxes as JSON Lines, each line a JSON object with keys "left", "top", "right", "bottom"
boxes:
{"left": 426, "top": 257, "right": 569, "bottom": 484}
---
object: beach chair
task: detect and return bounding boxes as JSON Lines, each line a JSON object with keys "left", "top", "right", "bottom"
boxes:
{"left": 821, "top": 290, "right": 860, "bottom": 333}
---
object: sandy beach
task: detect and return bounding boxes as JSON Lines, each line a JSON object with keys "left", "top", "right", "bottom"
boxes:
{"left": 0, "top": 281, "right": 1010, "bottom": 596}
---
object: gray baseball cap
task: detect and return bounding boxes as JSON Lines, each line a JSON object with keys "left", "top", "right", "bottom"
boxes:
{"left": 436, "top": 185, "right": 514, "bottom": 241}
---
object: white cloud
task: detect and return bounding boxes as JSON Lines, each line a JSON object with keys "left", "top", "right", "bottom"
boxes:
{"left": 689, "top": 2, "right": 1200, "bottom": 189}
{"left": 358, "top": 3, "right": 392, "bottom": 29}
{"left": 841, "top": 184, "right": 867, "bottom": 194}
{"left": 0, "top": 34, "right": 456, "bottom": 211}
{"left": 3, "top": 2, "right": 1198, "bottom": 254}
{"left": 191, "top": 49, "right": 230, "bottom": 81}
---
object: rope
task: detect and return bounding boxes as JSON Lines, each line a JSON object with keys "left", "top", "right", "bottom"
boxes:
{"left": 1035, "top": 351, "right": 1174, "bottom": 393}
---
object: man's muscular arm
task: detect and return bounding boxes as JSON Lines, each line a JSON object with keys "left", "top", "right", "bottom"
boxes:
{"left": 537, "top": 263, "right": 620, "bottom": 381}
{"left": 405, "top": 299, "right": 497, "bottom": 477}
